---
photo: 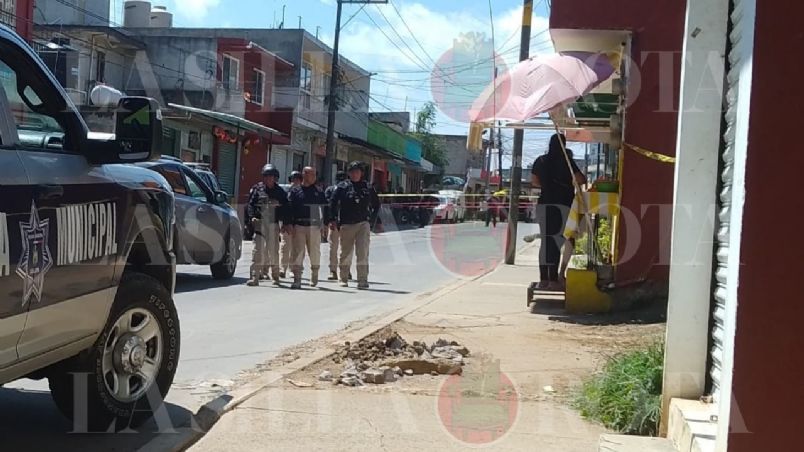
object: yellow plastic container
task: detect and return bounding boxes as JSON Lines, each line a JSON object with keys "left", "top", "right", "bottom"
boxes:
{"left": 565, "top": 269, "right": 613, "bottom": 314}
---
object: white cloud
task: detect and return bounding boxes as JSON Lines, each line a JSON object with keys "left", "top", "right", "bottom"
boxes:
{"left": 320, "top": 0, "right": 335, "bottom": 5}
{"left": 335, "top": 2, "right": 552, "bottom": 135}
{"left": 173, "top": 0, "right": 221, "bottom": 22}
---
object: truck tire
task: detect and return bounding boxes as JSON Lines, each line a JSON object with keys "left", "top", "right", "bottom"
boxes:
{"left": 211, "top": 234, "right": 238, "bottom": 279}
{"left": 48, "top": 273, "right": 180, "bottom": 432}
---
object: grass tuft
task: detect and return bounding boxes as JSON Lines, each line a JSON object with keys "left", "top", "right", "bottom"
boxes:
{"left": 573, "top": 342, "right": 664, "bottom": 436}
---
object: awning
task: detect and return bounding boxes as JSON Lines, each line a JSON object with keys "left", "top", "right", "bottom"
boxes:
{"left": 340, "top": 134, "right": 405, "bottom": 162}
{"left": 167, "top": 103, "right": 284, "bottom": 137}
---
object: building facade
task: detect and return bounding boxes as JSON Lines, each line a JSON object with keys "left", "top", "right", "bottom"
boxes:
{"left": 550, "top": 0, "right": 686, "bottom": 287}
{"left": 125, "top": 27, "right": 372, "bottom": 186}
{"left": 1, "top": 0, "right": 34, "bottom": 41}
{"left": 435, "top": 134, "right": 482, "bottom": 180}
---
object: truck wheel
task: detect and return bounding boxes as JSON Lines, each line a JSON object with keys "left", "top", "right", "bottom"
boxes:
{"left": 48, "top": 273, "right": 180, "bottom": 432}
{"left": 211, "top": 235, "right": 238, "bottom": 279}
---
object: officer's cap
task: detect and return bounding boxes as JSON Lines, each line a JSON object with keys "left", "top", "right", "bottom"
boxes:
{"left": 289, "top": 171, "right": 302, "bottom": 182}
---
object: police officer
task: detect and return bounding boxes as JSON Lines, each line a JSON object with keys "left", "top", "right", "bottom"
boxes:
{"left": 325, "top": 171, "right": 347, "bottom": 281}
{"left": 280, "top": 170, "right": 302, "bottom": 278}
{"left": 288, "top": 167, "right": 328, "bottom": 289}
{"left": 246, "top": 164, "right": 291, "bottom": 287}
{"left": 328, "top": 161, "right": 380, "bottom": 289}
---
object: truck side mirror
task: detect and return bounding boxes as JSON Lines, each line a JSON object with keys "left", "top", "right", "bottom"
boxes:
{"left": 214, "top": 190, "right": 229, "bottom": 204}
{"left": 115, "top": 97, "right": 162, "bottom": 162}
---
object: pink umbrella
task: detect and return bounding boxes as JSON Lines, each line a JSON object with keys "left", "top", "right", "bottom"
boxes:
{"left": 469, "top": 51, "right": 616, "bottom": 123}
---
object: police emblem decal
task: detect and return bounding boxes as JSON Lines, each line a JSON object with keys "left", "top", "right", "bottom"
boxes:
{"left": 16, "top": 203, "right": 53, "bottom": 306}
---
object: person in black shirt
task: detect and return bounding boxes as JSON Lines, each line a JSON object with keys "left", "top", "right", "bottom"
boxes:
{"left": 288, "top": 167, "right": 328, "bottom": 289}
{"left": 325, "top": 171, "right": 347, "bottom": 281}
{"left": 531, "top": 133, "right": 587, "bottom": 290}
{"left": 246, "top": 164, "right": 291, "bottom": 287}
{"left": 328, "top": 161, "right": 380, "bottom": 289}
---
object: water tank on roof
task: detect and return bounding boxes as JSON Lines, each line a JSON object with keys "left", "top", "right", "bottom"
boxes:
{"left": 150, "top": 5, "right": 173, "bottom": 28}
{"left": 124, "top": 0, "right": 152, "bottom": 28}
{"left": 90, "top": 84, "right": 125, "bottom": 108}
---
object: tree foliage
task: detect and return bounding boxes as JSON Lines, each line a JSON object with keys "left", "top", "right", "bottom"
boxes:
{"left": 411, "top": 102, "right": 448, "bottom": 169}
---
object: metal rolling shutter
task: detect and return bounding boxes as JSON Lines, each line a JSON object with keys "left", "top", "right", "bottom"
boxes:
{"left": 218, "top": 141, "right": 237, "bottom": 196}
{"left": 710, "top": 0, "right": 746, "bottom": 401}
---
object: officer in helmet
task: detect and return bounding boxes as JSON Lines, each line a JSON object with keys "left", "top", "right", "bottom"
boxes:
{"left": 325, "top": 171, "right": 348, "bottom": 281}
{"left": 246, "top": 163, "right": 291, "bottom": 286}
{"left": 280, "top": 170, "right": 303, "bottom": 278}
{"left": 328, "top": 161, "right": 380, "bottom": 289}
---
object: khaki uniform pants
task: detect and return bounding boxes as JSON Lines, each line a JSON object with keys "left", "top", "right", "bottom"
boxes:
{"left": 339, "top": 221, "right": 370, "bottom": 284}
{"left": 280, "top": 231, "right": 292, "bottom": 272}
{"left": 328, "top": 227, "right": 340, "bottom": 273}
{"left": 251, "top": 221, "right": 281, "bottom": 279}
{"left": 291, "top": 225, "right": 322, "bottom": 280}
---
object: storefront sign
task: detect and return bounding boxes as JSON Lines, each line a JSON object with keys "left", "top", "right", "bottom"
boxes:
{"left": 213, "top": 126, "right": 238, "bottom": 144}
{"left": 336, "top": 146, "right": 348, "bottom": 162}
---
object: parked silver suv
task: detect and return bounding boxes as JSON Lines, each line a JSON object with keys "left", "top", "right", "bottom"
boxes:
{"left": 0, "top": 26, "right": 179, "bottom": 431}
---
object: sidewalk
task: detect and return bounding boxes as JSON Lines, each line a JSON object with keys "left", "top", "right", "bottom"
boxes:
{"left": 190, "top": 251, "right": 664, "bottom": 451}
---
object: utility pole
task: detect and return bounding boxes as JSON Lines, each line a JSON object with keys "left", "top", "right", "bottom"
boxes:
{"left": 497, "top": 123, "right": 503, "bottom": 182}
{"left": 504, "top": 0, "right": 533, "bottom": 265}
{"left": 323, "top": 0, "right": 388, "bottom": 184}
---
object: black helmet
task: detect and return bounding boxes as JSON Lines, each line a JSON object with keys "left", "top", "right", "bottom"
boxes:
{"left": 347, "top": 161, "right": 365, "bottom": 172}
{"left": 335, "top": 171, "right": 347, "bottom": 182}
{"left": 261, "top": 163, "right": 279, "bottom": 177}
{"left": 289, "top": 170, "right": 302, "bottom": 182}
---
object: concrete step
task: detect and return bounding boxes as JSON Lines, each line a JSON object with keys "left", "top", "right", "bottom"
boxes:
{"left": 667, "top": 398, "right": 718, "bottom": 452}
{"left": 599, "top": 434, "right": 676, "bottom": 452}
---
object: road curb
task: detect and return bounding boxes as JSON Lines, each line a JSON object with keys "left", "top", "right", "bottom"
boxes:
{"left": 137, "top": 258, "right": 513, "bottom": 452}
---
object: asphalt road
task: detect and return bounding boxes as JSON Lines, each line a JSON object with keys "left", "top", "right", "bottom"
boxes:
{"left": 0, "top": 220, "right": 537, "bottom": 451}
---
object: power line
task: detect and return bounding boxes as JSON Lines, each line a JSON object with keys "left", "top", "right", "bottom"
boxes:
{"left": 340, "top": 3, "right": 368, "bottom": 31}
{"left": 360, "top": 8, "right": 431, "bottom": 73}
{"left": 386, "top": 0, "right": 438, "bottom": 67}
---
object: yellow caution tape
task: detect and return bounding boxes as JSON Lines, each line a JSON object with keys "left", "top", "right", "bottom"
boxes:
{"left": 377, "top": 193, "right": 540, "bottom": 199}
{"left": 624, "top": 143, "right": 676, "bottom": 164}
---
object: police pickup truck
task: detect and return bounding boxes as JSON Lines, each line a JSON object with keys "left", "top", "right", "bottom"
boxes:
{"left": 0, "top": 26, "right": 179, "bottom": 431}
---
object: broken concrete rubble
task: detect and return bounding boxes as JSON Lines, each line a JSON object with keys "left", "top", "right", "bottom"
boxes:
{"left": 383, "top": 359, "right": 463, "bottom": 376}
{"left": 361, "top": 368, "right": 385, "bottom": 384}
{"left": 327, "top": 331, "right": 469, "bottom": 386}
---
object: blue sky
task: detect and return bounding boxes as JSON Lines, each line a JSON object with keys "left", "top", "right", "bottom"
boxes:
{"left": 112, "top": 0, "right": 565, "bottom": 164}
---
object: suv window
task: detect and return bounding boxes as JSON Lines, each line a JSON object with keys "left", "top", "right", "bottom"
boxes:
{"left": 183, "top": 170, "right": 209, "bottom": 202}
{"left": 157, "top": 165, "right": 188, "bottom": 196}
{"left": 0, "top": 59, "right": 68, "bottom": 150}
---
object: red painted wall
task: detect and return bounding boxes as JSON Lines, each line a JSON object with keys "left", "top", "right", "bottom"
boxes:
{"left": 237, "top": 133, "right": 268, "bottom": 206}
{"left": 16, "top": 0, "right": 34, "bottom": 42}
{"left": 728, "top": 2, "right": 804, "bottom": 449}
{"left": 551, "top": 0, "right": 686, "bottom": 284}
{"left": 216, "top": 38, "right": 295, "bottom": 213}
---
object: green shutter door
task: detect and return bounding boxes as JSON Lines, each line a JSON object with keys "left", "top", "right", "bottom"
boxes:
{"left": 218, "top": 141, "right": 237, "bottom": 196}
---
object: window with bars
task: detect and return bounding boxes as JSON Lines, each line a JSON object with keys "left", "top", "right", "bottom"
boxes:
{"left": 0, "top": 0, "right": 15, "bottom": 29}
{"left": 300, "top": 62, "right": 312, "bottom": 109}
{"left": 95, "top": 51, "right": 106, "bottom": 83}
{"left": 251, "top": 69, "right": 265, "bottom": 105}
{"left": 222, "top": 55, "right": 240, "bottom": 92}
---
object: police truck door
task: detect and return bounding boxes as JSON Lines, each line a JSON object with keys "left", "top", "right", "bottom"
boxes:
{"left": 0, "top": 84, "right": 33, "bottom": 367}
{"left": 0, "top": 50, "right": 120, "bottom": 358}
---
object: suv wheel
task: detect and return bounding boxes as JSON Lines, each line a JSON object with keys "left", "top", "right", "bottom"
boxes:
{"left": 48, "top": 273, "right": 180, "bottom": 432}
{"left": 211, "top": 235, "right": 237, "bottom": 279}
